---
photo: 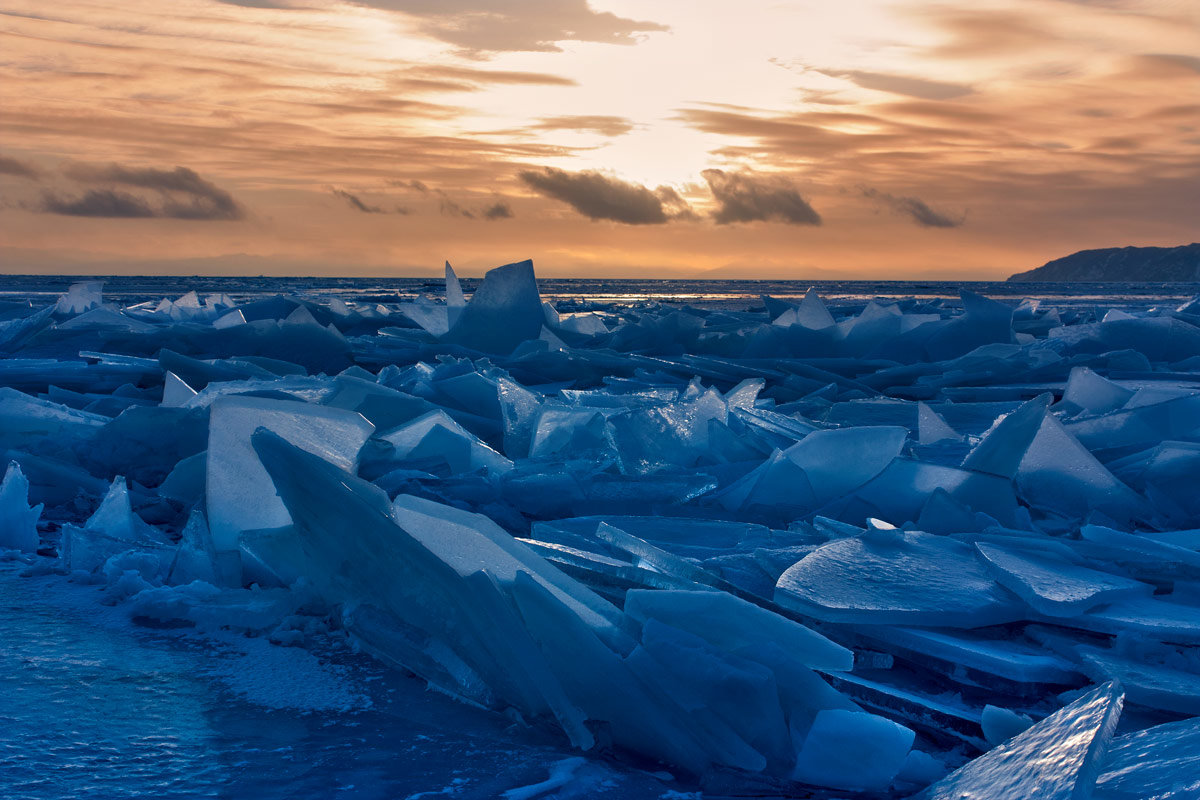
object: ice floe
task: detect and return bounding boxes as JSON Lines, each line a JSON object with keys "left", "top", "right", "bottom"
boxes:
{"left": 3, "top": 269, "right": 1200, "bottom": 796}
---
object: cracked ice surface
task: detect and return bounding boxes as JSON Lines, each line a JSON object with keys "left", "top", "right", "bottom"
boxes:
{"left": 2, "top": 265, "right": 1200, "bottom": 798}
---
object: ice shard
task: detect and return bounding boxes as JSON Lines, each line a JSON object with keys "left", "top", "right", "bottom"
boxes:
{"left": 918, "top": 682, "right": 1123, "bottom": 800}
{"left": 623, "top": 589, "right": 853, "bottom": 672}
{"left": 974, "top": 542, "right": 1151, "bottom": 617}
{"left": 1095, "top": 717, "right": 1200, "bottom": 800}
{"left": 0, "top": 461, "right": 42, "bottom": 552}
{"left": 918, "top": 402, "right": 962, "bottom": 444}
{"left": 442, "top": 260, "right": 544, "bottom": 354}
{"left": 54, "top": 281, "right": 104, "bottom": 315}
{"left": 206, "top": 396, "right": 374, "bottom": 582}
{"left": 775, "top": 531, "right": 1025, "bottom": 627}
{"left": 792, "top": 709, "right": 914, "bottom": 791}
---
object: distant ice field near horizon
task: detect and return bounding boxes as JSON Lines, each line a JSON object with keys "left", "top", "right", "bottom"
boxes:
{"left": 1, "top": 275, "right": 1198, "bottom": 312}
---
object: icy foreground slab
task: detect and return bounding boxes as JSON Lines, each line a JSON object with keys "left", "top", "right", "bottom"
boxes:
{"left": 206, "top": 396, "right": 374, "bottom": 579}
{"left": 623, "top": 589, "right": 853, "bottom": 672}
{"left": 775, "top": 531, "right": 1024, "bottom": 627}
{"left": 919, "top": 681, "right": 1123, "bottom": 800}
{"left": 252, "top": 431, "right": 876, "bottom": 781}
{"left": 974, "top": 542, "right": 1151, "bottom": 618}
{"left": 792, "top": 709, "right": 914, "bottom": 790}
{"left": 1095, "top": 717, "right": 1200, "bottom": 800}
{"left": 0, "top": 462, "right": 42, "bottom": 552}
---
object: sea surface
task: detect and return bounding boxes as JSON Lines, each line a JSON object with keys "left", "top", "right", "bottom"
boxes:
{"left": 1, "top": 274, "right": 1197, "bottom": 311}
{"left": 0, "top": 563, "right": 667, "bottom": 800}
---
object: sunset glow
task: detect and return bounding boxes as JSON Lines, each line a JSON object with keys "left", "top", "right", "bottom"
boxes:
{"left": 1, "top": 0, "right": 1197, "bottom": 277}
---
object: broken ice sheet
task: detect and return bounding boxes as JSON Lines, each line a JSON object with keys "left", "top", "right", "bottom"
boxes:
{"left": 205, "top": 395, "right": 374, "bottom": 581}
{"left": 5, "top": 266, "right": 1200, "bottom": 795}
{"left": 1095, "top": 717, "right": 1200, "bottom": 800}
{"left": 0, "top": 462, "right": 42, "bottom": 553}
{"left": 974, "top": 541, "right": 1152, "bottom": 618}
{"left": 919, "top": 682, "right": 1123, "bottom": 800}
{"left": 775, "top": 531, "right": 1025, "bottom": 627}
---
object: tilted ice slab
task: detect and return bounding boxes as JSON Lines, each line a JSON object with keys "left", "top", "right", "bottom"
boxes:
{"left": 852, "top": 625, "right": 1083, "bottom": 687}
{"left": 442, "top": 260, "right": 544, "bottom": 354}
{"left": 252, "top": 430, "right": 606, "bottom": 748}
{"left": 781, "top": 426, "right": 907, "bottom": 506}
{"left": 206, "top": 396, "right": 374, "bottom": 581}
{"left": 376, "top": 409, "right": 512, "bottom": 475}
{"left": 974, "top": 542, "right": 1151, "bottom": 618}
{"left": 1059, "top": 367, "right": 1134, "bottom": 417}
{"left": 1015, "top": 415, "right": 1148, "bottom": 523}
{"left": 1095, "top": 717, "right": 1200, "bottom": 800}
{"left": 775, "top": 530, "right": 1025, "bottom": 628}
{"left": 623, "top": 589, "right": 853, "bottom": 673}
{"left": 918, "top": 681, "right": 1123, "bottom": 800}
{"left": 0, "top": 462, "right": 42, "bottom": 552}
{"left": 791, "top": 708, "right": 914, "bottom": 791}
{"left": 0, "top": 387, "right": 106, "bottom": 455}
{"left": 1075, "top": 646, "right": 1200, "bottom": 715}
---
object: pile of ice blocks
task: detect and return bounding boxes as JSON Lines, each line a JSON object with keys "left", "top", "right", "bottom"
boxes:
{"left": 2, "top": 262, "right": 1199, "bottom": 797}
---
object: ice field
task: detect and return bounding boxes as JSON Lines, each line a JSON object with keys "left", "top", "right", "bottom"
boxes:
{"left": 2, "top": 262, "right": 1200, "bottom": 799}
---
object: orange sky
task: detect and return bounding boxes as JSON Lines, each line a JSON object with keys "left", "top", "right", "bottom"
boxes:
{"left": 0, "top": 0, "right": 1197, "bottom": 278}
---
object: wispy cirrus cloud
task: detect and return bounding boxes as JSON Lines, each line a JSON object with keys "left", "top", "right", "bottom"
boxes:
{"left": 804, "top": 66, "right": 974, "bottom": 100}
{"left": 860, "top": 186, "right": 965, "bottom": 228}
{"left": 210, "top": 0, "right": 667, "bottom": 54}
{"left": 532, "top": 115, "right": 635, "bottom": 137}
{"left": 339, "top": 0, "right": 668, "bottom": 53}
{"left": 331, "top": 188, "right": 409, "bottom": 214}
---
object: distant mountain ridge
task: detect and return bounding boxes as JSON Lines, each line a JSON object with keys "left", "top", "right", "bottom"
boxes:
{"left": 1009, "top": 243, "right": 1200, "bottom": 282}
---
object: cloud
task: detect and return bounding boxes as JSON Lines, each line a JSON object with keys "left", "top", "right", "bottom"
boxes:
{"left": 439, "top": 196, "right": 474, "bottom": 218}
{"left": 533, "top": 115, "right": 634, "bottom": 137}
{"left": 33, "top": 162, "right": 244, "bottom": 220}
{"left": 926, "top": 12, "right": 1061, "bottom": 59}
{"left": 700, "top": 169, "right": 821, "bottom": 226}
{"left": 41, "top": 188, "right": 156, "bottom": 217}
{"left": 860, "top": 186, "right": 964, "bottom": 228}
{"left": 676, "top": 107, "right": 886, "bottom": 161}
{"left": 388, "top": 179, "right": 431, "bottom": 193}
{"left": 278, "top": 1, "right": 667, "bottom": 53}
{"left": 482, "top": 201, "right": 512, "bottom": 220}
{"left": 1138, "top": 53, "right": 1200, "bottom": 75}
{"left": 519, "top": 167, "right": 690, "bottom": 224}
{"left": 63, "top": 163, "right": 243, "bottom": 220}
{"left": 331, "top": 187, "right": 409, "bottom": 214}
{"left": 809, "top": 68, "right": 973, "bottom": 100}
{"left": 0, "top": 155, "right": 40, "bottom": 180}
{"left": 401, "top": 65, "right": 577, "bottom": 88}
{"left": 333, "top": 188, "right": 385, "bottom": 213}
{"left": 214, "top": 0, "right": 298, "bottom": 7}
{"left": 654, "top": 185, "right": 698, "bottom": 221}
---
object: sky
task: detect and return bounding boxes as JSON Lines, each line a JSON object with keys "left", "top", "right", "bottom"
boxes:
{"left": 0, "top": 0, "right": 1197, "bottom": 279}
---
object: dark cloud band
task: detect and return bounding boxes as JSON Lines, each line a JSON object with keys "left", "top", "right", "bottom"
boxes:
{"left": 520, "top": 167, "right": 683, "bottom": 225}
{"left": 860, "top": 186, "right": 965, "bottom": 228}
{"left": 38, "top": 163, "right": 243, "bottom": 220}
{"left": 701, "top": 169, "right": 821, "bottom": 226}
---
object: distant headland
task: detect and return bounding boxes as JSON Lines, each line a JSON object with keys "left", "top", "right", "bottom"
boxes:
{"left": 1009, "top": 243, "right": 1200, "bottom": 282}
